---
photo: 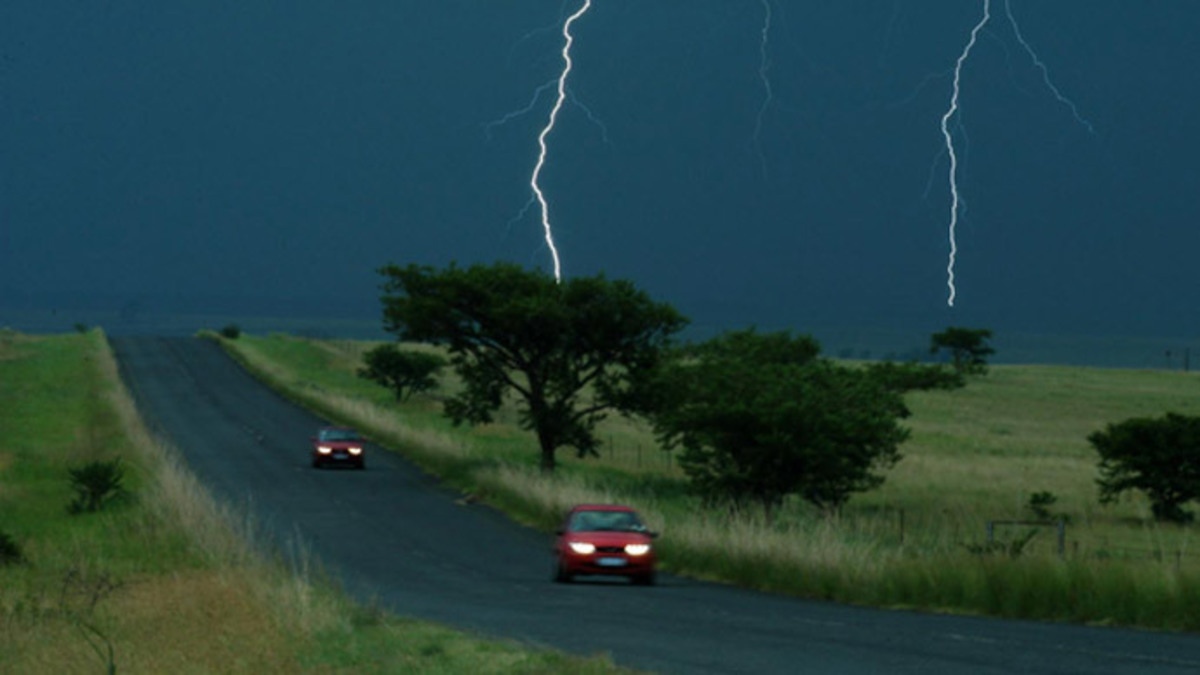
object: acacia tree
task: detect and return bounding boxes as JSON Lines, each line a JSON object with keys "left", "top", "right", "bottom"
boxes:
{"left": 930, "top": 326, "right": 995, "bottom": 375}
{"left": 648, "top": 329, "right": 910, "bottom": 519}
{"left": 357, "top": 344, "right": 446, "bottom": 402}
{"left": 378, "top": 262, "right": 687, "bottom": 472}
{"left": 1089, "top": 412, "right": 1200, "bottom": 523}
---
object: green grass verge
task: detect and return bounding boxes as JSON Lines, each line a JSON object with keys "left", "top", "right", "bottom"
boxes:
{"left": 0, "top": 329, "right": 632, "bottom": 673}
{"left": 213, "top": 332, "right": 1200, "bottom": 632}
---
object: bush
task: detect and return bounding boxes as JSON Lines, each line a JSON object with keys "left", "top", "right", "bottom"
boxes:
{"left": 649, "top": 329, "right": 909, "bottom": 518}
{"left": 67, "top": 458, "right": 128, "bottom": 514}
{"left": 0, "top": 529, "right": 24, "bottom": 565}
{"left": 357, "top": 344, "right": 446, "bottom": 402}
{"left": 1027, "top": 491, "right": 1058, "bottom": 520}
{"left": 220, "top": 323, "right": 242, "bottom": 339}
{"left": 1090, "top": 413, "right": 1200, "bottom": 523}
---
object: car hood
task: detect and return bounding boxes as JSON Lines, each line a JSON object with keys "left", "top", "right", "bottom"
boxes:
{"left": 316, "top": 440, "right": 362, "bottom": 449}
{"left": 564, "top": 530, "right": 652, "bottom": 545}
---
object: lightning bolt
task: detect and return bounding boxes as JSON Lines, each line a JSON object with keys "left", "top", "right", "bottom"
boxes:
{"left": 483, "top": 79, "right": 610, "bottom": 145}
{"left": 941, "top": 0, "right": 991, "bottom": 308}
{"left": 531, "top": 0, "right": 592, "bottom": 282}
{"left": 484, "top": 80, "right": 558, "bottom": 143}
{"left": 752, "top": 0, "right": 774, "bottom": 177}
{"left": 1003, "top": 0, "right": 1094, "bottom": 135}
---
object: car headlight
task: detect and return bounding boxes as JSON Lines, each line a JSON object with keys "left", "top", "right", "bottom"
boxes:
{"left": 568, "top": 542, "right": 596, "bottom": 554}
{"left": 625, "top": 544, "right": 651, "bottom": 556}
{"left": 348, "top": 447, "right": 363, "bottom": 455}
{"left": 317, "top": 446, "right": 333, "bottom": 455}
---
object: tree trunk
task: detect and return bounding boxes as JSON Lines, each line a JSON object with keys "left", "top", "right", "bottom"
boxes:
{"left": 527, "top": 375, "right": 557, "bottom": 473}
{"left": 538, "top": 429, "right": 557, "bottom": 473}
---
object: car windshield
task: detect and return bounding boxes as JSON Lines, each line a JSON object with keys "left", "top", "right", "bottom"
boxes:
{"left": 320, "top": 429, "right": 360, "bottom": 442}
{"left": 568, "top": 510, "right": 646, "bottom": 533}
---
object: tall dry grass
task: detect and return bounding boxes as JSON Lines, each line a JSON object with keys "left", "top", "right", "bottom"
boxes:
{"left": 3, "top": 331, "right": 635, "bottom": 672}
{"left": 216, "top": 332, "right": 1200, "bottom": 631}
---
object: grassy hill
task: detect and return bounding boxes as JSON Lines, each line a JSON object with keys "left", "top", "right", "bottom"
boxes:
{"left": 217, "top": 332, "right": 1200, "bottom": 631}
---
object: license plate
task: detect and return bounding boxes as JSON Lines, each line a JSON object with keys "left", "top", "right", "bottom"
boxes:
{"left": 334, "top": 452, "right": 348, "bottom": 459}
{"left": 597, "top": 557, "right": 626, "bottom": 567}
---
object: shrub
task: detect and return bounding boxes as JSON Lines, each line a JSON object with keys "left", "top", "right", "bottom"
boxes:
{"left": 220, "top": 323, "right": 242, "bottom": 339}
{"left": 649, "top": 329, "right": 909, "bottom": 519}
{"left": 67, "top": 458, "right": 128, "bottom": 514}
{"left": 1089, "top": 413, "right": 1200, "bottom": 523}
{"left": 0, "top": 529, "right": 24, "bottom": 565}
{"left": 357, "top": 344, "right": 446, "bottom": 402}
{"left": 1027, "top": 491, "right": 1058, "bottom": 521}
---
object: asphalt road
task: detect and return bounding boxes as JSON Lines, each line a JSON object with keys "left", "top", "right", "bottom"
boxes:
{"left": 110, "top": 336, "right": 1200, "bottom": 674}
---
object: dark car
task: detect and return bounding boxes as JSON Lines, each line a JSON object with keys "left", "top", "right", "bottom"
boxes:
{"left": 311, "top": 426, "right": 365, "bottom": 469}
{"left": 553, "top": 504, "right": 657, "bottom": 585}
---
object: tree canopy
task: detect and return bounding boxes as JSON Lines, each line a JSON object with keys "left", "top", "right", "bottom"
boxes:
{"left": 377, "top": 262, "right": 687, "bottom": 472}
{"left": 648, "top": 329, "right": 910, "bottom": 518}
{"left": 1089, "top": 412, "right": 1200, "bottom": 523}
{"left": 930, "top": 326, "right": 995, "bottom": 375}
{"left": 357, "top": 344, "right": 446, "bottom": 402}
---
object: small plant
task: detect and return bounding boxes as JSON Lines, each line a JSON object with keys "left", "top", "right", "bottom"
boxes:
{"left": 74, "top": 323, "right": 89, "bottom": 334}
{"left": 67, "top": 458, "right": 127, "bottom": 514}
{"left": 1027, "top": 491, "right": 1058, "bottom": 520}
{"left": 220, "top": 323, "right": 242, "bottom": 339}
{"left": 60, "top": 567, "right": 121, "bottom": 674}
{"left": 0, "top": 529, "right": 24, "bottom": 565}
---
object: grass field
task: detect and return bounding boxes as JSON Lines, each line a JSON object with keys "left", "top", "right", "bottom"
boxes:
{"left": 216, "top": 332, "right": 1200, "bottom": 632}
{"left": 0, "top": 329, "right": 631, "bottom": 673}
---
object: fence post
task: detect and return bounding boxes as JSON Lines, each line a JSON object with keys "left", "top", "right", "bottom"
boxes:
{"left": 986, "top": 520, "right": 994, "bottom": 544}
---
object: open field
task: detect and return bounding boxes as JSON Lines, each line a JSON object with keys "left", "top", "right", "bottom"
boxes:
{"left": 217, "top": 332, "right": 1200, "bottom": 631}
{"left": 0, "top": 329, "right": 631, "bottom": 673}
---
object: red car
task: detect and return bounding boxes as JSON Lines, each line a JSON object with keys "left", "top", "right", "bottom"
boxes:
{"left": 553, "top": 504, "right": 657, "bottom": 585}
{"left": 311, "top": 426, "right": 365, "bottom": 469}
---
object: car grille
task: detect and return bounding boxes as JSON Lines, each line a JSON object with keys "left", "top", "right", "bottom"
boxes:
{"left": 596, "top": 546, "right": 623, "bottom": 553}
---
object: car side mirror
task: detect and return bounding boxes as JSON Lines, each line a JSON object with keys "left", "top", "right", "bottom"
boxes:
{"left": 555, "top": 529, "right": 565, "bottom": 536}
{"left": 649, "top": 531, "right": 659, "bottom": 539}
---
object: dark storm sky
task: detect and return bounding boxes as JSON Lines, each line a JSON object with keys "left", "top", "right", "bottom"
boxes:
{"left": 3, "top": 1, "right": 1198, "bottom": 339}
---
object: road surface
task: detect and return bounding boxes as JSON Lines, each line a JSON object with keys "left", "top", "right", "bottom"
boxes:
{"left": 110, "top": 336, "right": 1200, "bottom": 674}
